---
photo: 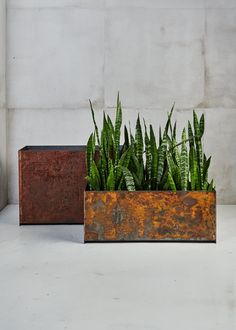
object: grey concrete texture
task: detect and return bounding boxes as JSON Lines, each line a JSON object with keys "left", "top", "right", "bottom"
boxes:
{"left": 105, "top": 8, "right": 205, "bottom": 109}
{"left": 0, "top": 205, "right": 236, "bottom": 330}
{"left": 7, "top": 7, "right": 104, "bottom": 109}
{"left": 0, "top": 1, "right": 6, "bottom": 109}
{"left": 0, "top": 0, "right": 7, "bottom": 209}
{"left": 205, "top": 9, "right": 236, "bottom": 108}
{"left": 5, "top": 0, "right": 236, "bottom": 203}
{"left": 7, "top": 0, "right": 236, "bottom": 110}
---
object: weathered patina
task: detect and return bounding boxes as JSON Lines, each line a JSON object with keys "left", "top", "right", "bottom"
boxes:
{"left": 19, "top": 146, "right": 87, "bottom": 224}
{"left": 84, "top": 191, "right": 216, "bottom": 242}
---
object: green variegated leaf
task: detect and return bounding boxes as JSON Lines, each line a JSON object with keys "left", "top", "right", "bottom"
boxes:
{"left": 167, "top": 171, "right": 177, "bottom": 192}
{"left": 117, "top": 176, "right": 124, "bottom": 190}
{"left": 138, "top": 163, "right": 144, "bottom": 188}
{"left": 208, "top": 179, "right": 214, "bottom": 192}
{"left": 122, "top": 167, "right": 136, "bottom": 191}
{"left": 90, "top": 160, "right": 101, "bottom": 190}
{"left": 164, "top": 103, "right": 174, "bottom": 136}
{"left": 86, "top": 131, "right": 96, "bottom": 190}
{"left": 101, "top": 123, "right": 108, "bottom": 161}
{"left": 203, "top": 181, "right": 208, "bottom": 190}
{"left": 167, "top": 152, "right": 180, "bottom": 190}
{"left": 106, "top": 162, "right": 115, "bottom": 191}
{"left": 193, "top": 110, "right": 199, "bottom": 135}
{"left": 180, "top": 128, "right": 188, "bottom": 191}
{"left": 166, "top": 153, "right": 174, "bottom": 175}
{"left": 161, "top": 167, "right": 169, "bottom": 190}
{"left": 114, "top": 93, "right": 122, "bottom": 166}
{"left": 86, "top": 133, "right": 95, "bottom": 176}
{"left": 146, "top": 143, "right": 152, "bottom": 189}
{"left": 188, "top": 120, "right": 194, "bottom": 149}
{"left": 193, "top": 110, "right": 204, "bottom": 189}
{"left": 203, "top": 155, "right": 211, "bottom": 184}
{"left": 149, "top": 125, "right": 156, "bottom": 151}
{"left": 194, "top": 146, "right": 201, "bottom": 191}
{"left": 135, "top": 115, "right": 143, "bottom": 163}
{"left": 143, "top": 120, "right": 152, "bottom": 189}
{"left": 131, "top": 152, "right": 140, "bottom": 172}
{"left": 150, "top": 124, "right": 158, "bottom": 189}
{"left": 115, "top": 147, "right": 131, "bottom": 187}
{"left": 107, "top": 115, "right": 114, "bottom": 134}
{"left": 157, "top": 133, "right": 167, "bottom": 185}
{"left": 166, "top": 134, "right": 172, "bottom": 149}
{"left": 124, "top": 125, "right": 129, "bottom": 148}
{"left": 199, "top": 113, "right": 205, "bottom": 138}
{"left": 89, "top": 99, "right": 100, "bottom": 146}
{"left": 159, "top": 126, "right": 162, "bottom": 147}
{"left": 132, "top": 171, "right": 141, "bottom": 189}
{"left": 173, "top": 121, "right": 177, "bottom": 140}
{"left": 174, "top": 166, "right": 181, "bottom": 190}
{"left": 100, "top": 128, "right": 108, "bottom": 189}
{"left": 172, "top": 138, "right": 181, "bottom": 169}
{"left": 129, "top": 146, "right": 144, "bottom": 190}
{"left": 189, "top": 146, "right": 197, "bottom": 191}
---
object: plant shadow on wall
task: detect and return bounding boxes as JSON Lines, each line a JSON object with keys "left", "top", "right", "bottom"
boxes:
{"left": 84, "top": 93, "right": 216, "bottom": 242}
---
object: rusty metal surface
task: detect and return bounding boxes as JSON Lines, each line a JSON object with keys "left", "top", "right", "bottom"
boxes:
{"left": 19, "top": 146, "right": 87, "bottom": 225}
{"left": 84, "top": 191, "right": 216, "bottom": 242}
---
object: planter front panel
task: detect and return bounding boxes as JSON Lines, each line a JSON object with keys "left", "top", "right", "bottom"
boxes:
{"left": 19, "top": 146, "right": 86, "bottom": 224}
{"left": 84, "top": 191, "right": 216, "bottom": 242}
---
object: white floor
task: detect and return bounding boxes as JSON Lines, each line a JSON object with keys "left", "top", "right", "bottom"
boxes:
{"left": 0, "top": 205, "right": 235, "bottom": 330}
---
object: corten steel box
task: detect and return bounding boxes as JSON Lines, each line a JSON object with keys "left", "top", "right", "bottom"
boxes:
{"left": 19, "top": 146, "right": 87, "bottom": 225}
{"left": 84, "top": 191, "right": 216, "bottom": 242}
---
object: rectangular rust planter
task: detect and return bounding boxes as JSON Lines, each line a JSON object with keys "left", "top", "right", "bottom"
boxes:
{"left": 84, "top": 191, "right": 216, "bottom": 242}
{"left": 19, "top": 146, "right": 87, "bottom": 225}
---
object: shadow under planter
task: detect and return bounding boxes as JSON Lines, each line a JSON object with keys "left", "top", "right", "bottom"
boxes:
{"left": 84, "top": 191, "right": 216, "bottom": 242}
{"left": 19, "top": 146, "right": 87, "bottom": 225}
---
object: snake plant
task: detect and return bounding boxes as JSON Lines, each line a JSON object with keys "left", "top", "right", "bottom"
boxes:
{"left": 86, "top": 94, "right": 215, "bottom": 192}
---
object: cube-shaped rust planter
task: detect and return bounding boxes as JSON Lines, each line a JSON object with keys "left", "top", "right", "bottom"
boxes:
{"left": 19, "top": 146, "right": 87, "bottom": 225}
{"left": 84, "top": 191, "right": 216, "bottom": 242}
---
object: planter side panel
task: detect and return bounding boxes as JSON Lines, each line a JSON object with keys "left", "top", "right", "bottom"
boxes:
{"left": 84, "top": 191, "right": 216, "bottom": 242}
{"left": 19, "top": 148, "right": 86, "bottom": 224}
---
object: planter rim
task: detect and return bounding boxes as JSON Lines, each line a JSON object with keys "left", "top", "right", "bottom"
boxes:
{"left": 85, "top": 190, "right": 216, "bottom": 194}
{"left": 19, "top": 145, "right": 86, "bottom": 152}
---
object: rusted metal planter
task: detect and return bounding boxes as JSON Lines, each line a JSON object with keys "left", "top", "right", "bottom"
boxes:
{"left": 84, "top": 191, "right": 216, "bottom": 242}
{"left": 19, "top": 146, "right": 87, "bottom": 225}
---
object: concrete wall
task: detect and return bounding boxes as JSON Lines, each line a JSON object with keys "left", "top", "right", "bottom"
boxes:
{"left": 0, "top": 0, "right": 7, "bottom": 209}
{"left": 6, "top": 0, "right": 236, "bottom": 204}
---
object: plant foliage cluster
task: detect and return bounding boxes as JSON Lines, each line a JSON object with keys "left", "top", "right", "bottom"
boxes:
{"left": 86, "top": 94, "right": 215, "bottom": 192}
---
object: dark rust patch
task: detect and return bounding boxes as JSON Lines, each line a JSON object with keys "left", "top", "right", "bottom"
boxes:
{"left": 112, "top": 204, "right": 124, "bottom": 225}
{"left": 182, "top": 196, "right": 197, "bottom": 206}
{"left": 84, "top": 191, "right": 216, "bottom": 242}
{"left": 92, "top": 199, "right": 105, "bottom": 210}
{"left": 172, "top": 214, "right": 186, "bottom": 223}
